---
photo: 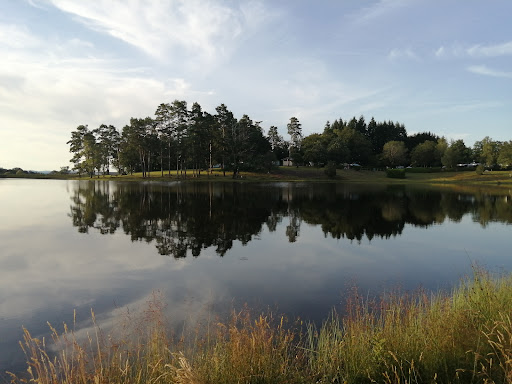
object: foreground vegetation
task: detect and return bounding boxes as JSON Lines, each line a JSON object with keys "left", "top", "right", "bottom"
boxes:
{"left": 9, "top": 269, "right": 512, "bottom": 384}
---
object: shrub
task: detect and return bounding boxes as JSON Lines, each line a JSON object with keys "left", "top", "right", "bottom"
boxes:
{"left": 324, "top": 162, "right": 337, "bottom": 178}
{"left": 476, "top": 165, "right": 485, "bottom": 175}
{"left": 386, "top": 168, "right": 406, "bottom": 179}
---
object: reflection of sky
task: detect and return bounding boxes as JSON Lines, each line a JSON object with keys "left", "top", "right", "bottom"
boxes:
{"left": 1, "top": 179, "right": 511, "bottom": 373}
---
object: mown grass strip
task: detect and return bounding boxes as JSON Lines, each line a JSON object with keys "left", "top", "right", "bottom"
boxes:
{"left": 5, "top": 166, "right": 512, "bottom": 187}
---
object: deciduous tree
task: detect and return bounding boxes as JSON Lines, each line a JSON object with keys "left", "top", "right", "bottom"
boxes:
{"left": 498, "top": 141, "right": 512, "bottom": 168}
{"left": 475, "top": 136, "right": 501, "bottom": 168}
{"left": 338, "top": 127, "right": 373, "bottom": 165}
{"left": 302, "top": 133, "right": 327, "bottom": 165}
{"left": 410, "top": 140, "right": 439, "bottom": 167}
{"left": 442, "top": 140, "right": 471, "bottom": 168}
{"left": 382, "top": 141, "right": 407, "bottom": 167}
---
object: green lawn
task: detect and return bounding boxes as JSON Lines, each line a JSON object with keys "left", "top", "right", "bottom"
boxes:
{"left": 5, "top": 166, "right": 512, "bottom": 188}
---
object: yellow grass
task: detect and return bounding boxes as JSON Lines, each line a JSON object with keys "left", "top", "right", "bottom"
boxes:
{"left": 9, "top": 269, "right": 512, "bottom": 384}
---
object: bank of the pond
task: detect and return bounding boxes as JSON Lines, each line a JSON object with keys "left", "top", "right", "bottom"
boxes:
{"left": 10, "top": 166, "right": 512, "bottom": 188}
{"left": 9, "top": 269, "right": 512, "bottom": 384}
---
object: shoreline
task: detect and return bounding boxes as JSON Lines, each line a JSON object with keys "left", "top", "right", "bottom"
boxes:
{"left": 3, "top": 167, "right": 512, "bottom": 192}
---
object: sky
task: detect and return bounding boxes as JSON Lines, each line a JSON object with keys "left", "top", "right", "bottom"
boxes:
{"left": 1, "top": 0, "right": 511, "bottom": 171}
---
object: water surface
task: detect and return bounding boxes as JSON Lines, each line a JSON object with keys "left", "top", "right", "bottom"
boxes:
{"left": 1, "top": 179, "right": 511, "bottom": 373}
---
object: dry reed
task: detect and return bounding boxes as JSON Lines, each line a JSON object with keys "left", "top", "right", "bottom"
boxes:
{"left": 8, "top": 268, "right": 512, "bottom": 384}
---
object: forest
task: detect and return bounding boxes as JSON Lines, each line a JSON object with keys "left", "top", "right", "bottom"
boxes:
{"left": 67, "top": 99, "right": 512, "bottom": 178}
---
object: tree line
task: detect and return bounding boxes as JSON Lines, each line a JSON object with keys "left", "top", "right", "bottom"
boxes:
{"left": 68, "top": 100, "right": 512, "bottom": 177}
{"left": 302, "top": 118, "right": 512, "bottom": 170}
{"left": 68, "top": 101, "right": 273, "bottom": 178}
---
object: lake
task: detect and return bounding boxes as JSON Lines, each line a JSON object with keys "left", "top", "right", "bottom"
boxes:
{"left": 1, "top": 178, "right": 512, "bottom": 374}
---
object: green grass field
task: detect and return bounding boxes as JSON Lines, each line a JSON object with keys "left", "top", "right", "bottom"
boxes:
{"left": 5, "top": 166, "right": 512, "bottom": 190}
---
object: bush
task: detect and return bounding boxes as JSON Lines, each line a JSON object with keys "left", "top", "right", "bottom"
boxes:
{"left": 476, "top": 165, "right": 485, "bottom": 175}
{"left": 324, "top": 162, "right": 337, "bottom": 178}
{"left": 386, "top": 168, "right": 406, "bottom": 179}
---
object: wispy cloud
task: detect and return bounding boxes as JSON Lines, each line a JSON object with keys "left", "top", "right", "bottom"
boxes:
{"left": 43, "top": 0, "right": 272, "bottom": 69}
{"left": 351, "top": 0, "right": 410, "bottom": 24}
{"left": 387, "top": 48, "right": 419, "bottom": 61}
{"left": 468, "top": 65, "right": 512, "bottom": 79}
{"left": 467, "top": 41, "right": 512, "bottom": 57}
{"left": 435, "top": 41, "right": 512, "bottom": 59}
{"left": 433, "top": 44, "right": 467, "bottom": 58}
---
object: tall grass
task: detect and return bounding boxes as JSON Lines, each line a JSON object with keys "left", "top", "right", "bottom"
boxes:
{"left": 9, "top": 269, "right": 512, "bottom": 384}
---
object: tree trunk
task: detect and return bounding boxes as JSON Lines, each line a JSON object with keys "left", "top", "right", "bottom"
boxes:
{"left": 176, "top": 153, "right": 179, "bottom": 178}
{"left": 147, "top": 151, "right": 151, "bottom": 178}
{"left": 168, "top": 142, "right": 171, "bottom": 177}
{"left": 209, "top": 141, "right": 212, "bottom": 176}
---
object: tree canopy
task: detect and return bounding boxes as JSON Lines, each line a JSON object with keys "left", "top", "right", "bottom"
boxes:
{"left": 68, "top": 100, "right": 512, "bottom": 176}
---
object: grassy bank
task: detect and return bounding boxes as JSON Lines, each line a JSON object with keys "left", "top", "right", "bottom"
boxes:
{"left": 9, "top": 269, "right": 512, "bottom": 384}
{"left": 8, "top": 166, "right": 512, "bottom": 187}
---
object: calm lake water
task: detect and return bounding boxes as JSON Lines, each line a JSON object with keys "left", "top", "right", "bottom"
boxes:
{"left": 1, "top": 178, "right": 512, "bottom": 373}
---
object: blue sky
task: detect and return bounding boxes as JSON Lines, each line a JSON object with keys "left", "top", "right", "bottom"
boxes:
{"left": 1, "top": 0, "right": 511, "bottom": 171}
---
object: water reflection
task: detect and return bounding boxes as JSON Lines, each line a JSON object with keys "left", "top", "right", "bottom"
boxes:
{"left": 69, "top": 181, "right": 512, "bottom": 258}
{"left": 2, "top": 179, "right": 512, "bottom": 375}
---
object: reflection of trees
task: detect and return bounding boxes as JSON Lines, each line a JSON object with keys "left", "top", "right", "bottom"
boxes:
{"left": 69, "top": 181, "right": 120, "bottom": 234}
{"left": 404, "top": 190, "right": 446, "bottom": 226}
{"left": 472, "top": 194, "right": 512, "bottom": 227}
{"left": 69, "top": 181, "right": 512, "bottom": 257}
{"left": 286, "top": 211, "right": 301, "bottom": 243}
{"left": 295, "top": 185, "right": 406, "bottom": 242}
{"left": 70, "top": 182, "right": 275, "bottom": 258}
